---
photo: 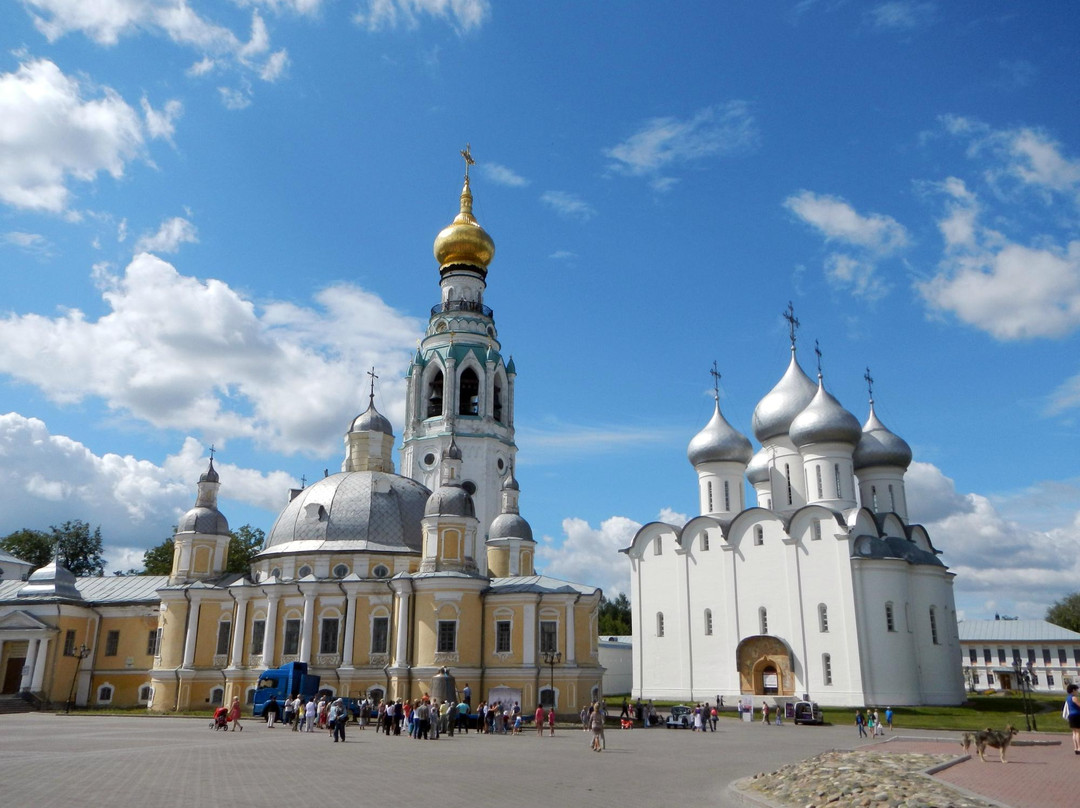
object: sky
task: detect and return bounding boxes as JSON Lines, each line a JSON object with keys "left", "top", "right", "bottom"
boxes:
{"left": 0, "top": 1, "right": 1078, "bottom": 622}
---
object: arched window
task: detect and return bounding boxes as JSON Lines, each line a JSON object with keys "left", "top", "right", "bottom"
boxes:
{"left": 704, "top": 609, "right": 713, "bottom": 636}
{"left": 138, "top": 685, "right": 153, "bottom": 703}
{"left": 723, "top": 480, "right": 730, "bottom": 511}
{"left": 246, "top": 687, "right": 256, "bottom": 705}
{"left": 871, "top": 485, "right": 878, "bottom": 510}
{"left": 811, "top": 520, "right": 822, "bottom": 541}
{"left": 97, "top": 684, "right": 114, "bottom": 704}
{"left": 701, "top": 532, "right": 710, "bottom": 551}
{"left": 656, "top": 612, "right": 665, "bottom": 637}
{"left": 754, "top": 525, "right": 764, "bottom": 546}
{"left": 209, "top": 687, "right": 224, "bottom": 705}
{"left": 929, "top": 607, "right": 939, "bottom": 645}
{"left": 707, "top": 481, "right": 713, "bottom": 512}
{"left": 885, "top": 602, "right": 896, "bottom": 632}
{"left": 818, "top": 604, "right": 829, "bottom": 633}
{"left": 458, "top": 368, "right": 480, "bottom": 415}
{"left": 759, "top": 607, "right": 768, "bottom": 635}
{"left": 427, "top": 370, "right": 444, "bottom": 418}
{"left": 784, "top": 463, "right": 792, "bottom": 505}
{"left": 834, "top": 463, "right": 842, "bottom": 498}
{"left": 822, "top": 654, "right": 833, "bottom": 685}
{"left": 654, "top": 537, "right": 662, "bottom": 555}
{"left": 815, "top": 465, "right": 823, "bottom": 499}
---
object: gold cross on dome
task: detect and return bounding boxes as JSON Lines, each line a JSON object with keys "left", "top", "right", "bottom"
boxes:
{"left": 460, "top": 143, "right": 475, "bottom": 179}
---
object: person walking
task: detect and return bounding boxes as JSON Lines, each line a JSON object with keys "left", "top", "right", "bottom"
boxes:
{"left": 228, "top": 697, "right": 243, "bottom": 732}
{"left": 548, "top": 706, "right": 556, "bottom": 737}
{"left": 855, "top": 710, "right": 867, "bottom": 738}
{"left": 761, "top": 702, "right": 770, "bottom": 725}
{"left": 884, "top": 707, "right": 893, "bottom": 732}
{"left": 1065, "top": 683, "right": 1080, "bottom": 754}
{"left": 535, "top": 704, "right": 545, "bottom": 736}
{"left": 589, "top": 702, "right": 605, "bottom": 752}
{"left": 265, "top": 695, "right": 280, "bottom": 728}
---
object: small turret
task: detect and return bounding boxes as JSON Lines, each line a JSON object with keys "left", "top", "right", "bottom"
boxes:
{"left": 170, "top": 456, "right": 232, "bottom": 584}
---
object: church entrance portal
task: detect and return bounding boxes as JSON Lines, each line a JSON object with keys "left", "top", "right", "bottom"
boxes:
{"left": 735, "top": 636, "right": 794, "bottom": 696}
{"left": 3, "top": 657, "right": 25, "bottom": 693}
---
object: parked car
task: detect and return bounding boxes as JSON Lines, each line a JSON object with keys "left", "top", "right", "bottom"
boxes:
{"left": 793, "top": 701, "right": 824, "bottom": 725}
{"left": 665, "top": 704, "right": 693, "bottom": 729}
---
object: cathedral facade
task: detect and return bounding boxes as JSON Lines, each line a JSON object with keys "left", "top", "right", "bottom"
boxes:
{"left": 624, "top": 332, "right": 965, "bottom": 707}
{"left": 0, "top": 166, "right": 603, "bottom": 713}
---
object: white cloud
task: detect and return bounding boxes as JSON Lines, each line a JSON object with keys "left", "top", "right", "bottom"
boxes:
{"left": 604, "top": 103, "right": 758, "bottom": 191}
{"left": 0, "top": 58, "right": 144, "bottom": 213}
{"left": 354, "top": 0, "right": 491, "bottom": 32}
{"left": 549, "top": 250, "right": 577, "bottom": 261}
{"left": 260, "top": 49, "right": 289, "bottom": 81}
{"left": 540, "top": 191, "right": 596, "bottom": 222}
{"left": 0, "top": 413, "right": 295, "bottom": 552}
{"left": 867, "top": 2, "right": 936, "bottom": 31}
{"left": 187, "top": 56, "right": 216, "bottom": 76}
{"left": 141, "top": 97, "right": 183, "bottom": 142}
{"left": 2, "top": 231, "right": 54, "bottom": 258}
{"left": 0, "top": 254, "right": 424, "bottom": 457}
{"left": 517, "top": 421, "right": 683, "bottom": 461}
{"left": 236, "top": 0, "right": 326, "bottom": 17}
{"left": 219, "top": 84, "right": 253, "bottom": 110}
{"left": 784, "top": 190, "right": 908, "bottom": 301}
{"left": 481, "top": 162, "right": 529, "bottom": 188}
{"left": 134, "top": 216, "right": 198, "bottom": 253}
{"left": 536, "top": 515, "right": 643, "bottom": 598}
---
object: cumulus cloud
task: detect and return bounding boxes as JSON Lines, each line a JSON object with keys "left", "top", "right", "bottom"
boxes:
{"left": 604, "top": 103, "right": 758, "bottom": 191}
{"left": 141, "top": 97, "right": 183, "bottom": 142}
{"left": 784, "top": 190, "right": 909, "bottom": 301}
{"left": 134, "top": 216, "right": 199, "bottom": 253}
{"left": 540, "top": 191, "right": 596, "bottom": 222}
{"left": 0, "top": 254, "right": 424, "bottom": 456}
{"left": 0, "top": 58, "right": 145, "bottom": 213}
{"left": 2, "top": 231, "right": 54, "bottom": 258}
{"left": 866, "top": 1, "right": 936, "bottom": 31}
{"left": 536, "top": 515, "right": 644, "bottom": 597}
{"left": 0, "top": 413, "right": 294, "bottom": 552}
{"left": 354, "top": 0, "right": 490, "bottom": 32}
{"left": 481, "top": 162, "right": 529, "bottom": 188}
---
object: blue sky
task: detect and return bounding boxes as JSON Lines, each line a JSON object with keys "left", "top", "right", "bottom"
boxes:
{"left": 0, "top": 1, "right": 1078, "bottom": 621}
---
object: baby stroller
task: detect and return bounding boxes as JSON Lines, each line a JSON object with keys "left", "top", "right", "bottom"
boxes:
{"left": 211, "top": 706, "right": 229, "bottom": 730}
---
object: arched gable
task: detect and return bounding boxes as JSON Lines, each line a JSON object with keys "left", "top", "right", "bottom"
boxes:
{"left": 877, "top": 512, "right": 907, "bottom": 539}
{"left": 849, "top": 507, "right": 881, "bottom": 537}
{"left": 622, "top": 521, "right": 680, "bottom": 559}
{"left": 681, "top": 515, "right": 724, "bottom": 554}
{"left": 788, "top": 504, "right": 846, "bottom": 541}
{"left": 725, "top": 507, "right": 783, "bottom": 550}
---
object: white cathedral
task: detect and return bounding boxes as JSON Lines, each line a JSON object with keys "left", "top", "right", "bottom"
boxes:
{"left": 624, "top": 317, "right": 965, "bottom": 707}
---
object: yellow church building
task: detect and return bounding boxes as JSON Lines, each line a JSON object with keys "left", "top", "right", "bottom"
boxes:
{"left": 0, "top": 160, "right": 604, "bottom": 714}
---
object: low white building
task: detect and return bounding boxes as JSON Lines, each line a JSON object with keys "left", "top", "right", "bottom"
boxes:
{"left": 958, "top": 619, "right": 1080, "bottom": 693}
{"left": 0, "top": 550, "right": 32, "bottom": 584}
{"left": 598, "top": 635, "right": 632, "bottom": 695}
{"left": 624, "top": 328, "right": 965, "bottom": 707}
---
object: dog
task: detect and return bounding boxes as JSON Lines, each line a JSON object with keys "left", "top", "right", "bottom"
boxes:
{"left": 969, "top": 725, "right": 1019, "bottom": 762}
{"left": 960, "top": 732, "right": 973, "bottom": 754}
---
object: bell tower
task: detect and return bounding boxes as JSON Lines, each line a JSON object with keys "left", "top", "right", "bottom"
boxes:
{"left": 402, "top": 146, "right": 517, "bottom": 557}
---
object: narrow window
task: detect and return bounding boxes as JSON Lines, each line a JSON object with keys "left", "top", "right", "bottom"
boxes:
{"left": 885, "top": 603, "right": 895, "bottom": 632}
{"left": 216, "top": 621, "right": 231, "bottom": 656}
{"left": 723, "top": 480, "right": 731, "bottom": 511}
{"left": 251, "top": 619, "right": 266, "bottom": 655}
{"left": 834, "top": 463, "right": 842, "bottom": 498}
{"left": 785, "top": 463, "right": 792, "bottom": 505}
{"left": 105, "top": 630, "right": 120, "bottom": 657}
{"left": 815, "top": 465, "right": 823, "bottom": 499}
{"left": 1012, "top": 648, "right": 1020, "bottom": 664}
{"left": 759, "top": 607, "right": 768, "bottom": 635}
{"left": 539, "top": 621, "right": 558, "bottom": 654}
{"left": 493, "top": 382, "right": 503, "bottom": 423}
{"left": 701, "top": 532, "right": 710, "bottom": 551}
{"left": 818, "top": 604, "right": 829, "bottom": 633}
{"left": 998, "top": 648, "right": 1006, "bottom": 665}
{"left": 458, "top": 368, "right": 480, "bottom": 415}
{"left": 371, "top": 616, "right": 389, "bottom": 654}
{"left": 98, "top": 685, "right": 114, "bottom": 704}
{"left": 654, "top": 538, "right": 662, "bottom": 555}
{"left": 656, "top": 612, "right": 665, "bottom": 637}
{"left": 871, "top": 485, "right": 878, "bottom": 510}
{"left": 973, "top": 672, "right": 980, "bottom": 685}
{"left": 1027, "top": 648, "right": 1035, "bottom": 665}
{"left": 63, "top": 629, "right": 76, "bottom": 656}
{"left": 704, "top": 609, "right": 713, "bottom": 636}
{"left": 888, "top": 484, "right": 896, "bottom": 510}
{"left": 754, "top": 525, "right": 764, "bottom": 546}
{"left": 707, "top": 481, "right": 713, "bottom": 512}
{"left": 1059, "top": 648, "right": 1067, "bottom": 665}
{"left": 811, "top": 520, "right": 821, "bottom": 541}
{"left": 929, "top": 608, "right": 939, "bottom": 645}
{"left": 283, "top": 618, "right": 301, "bottom": 655}
{"left": 496, "top": 620, "right": 512, "bottom": 653}
{"left": 437, "top": 620, "right": 457, "bottom": 653}
{"left": 987, "top": 673, "right": 995, "bottom": 685}
{"left": 969, "top": 648, "right": 977, "bottom": 664}
{"left": 319, "top": 617, "right": 339, "bottom": 654}
{"left": 1048, "top": 673, "right": 1056, "bottom": 687}
{"left": 147, "top": 629, "right": 160, "bottom": 656}
{"left": 426, "top": 370, "right": 444, "bottom": 418}
{"left": 1043, "top": 648, "right": 1052, "bottom": 665}
{"left": 823, "top": 654, "right": 832, "bottom": 686}
{"left": 983, "top": 648, "right": 991, "bottom": 664}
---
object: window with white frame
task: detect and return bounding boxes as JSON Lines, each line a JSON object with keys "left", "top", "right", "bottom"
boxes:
{"left": 929, "top": 607, "right": 939, "bottom": 645}
{"left": 97, "top": 684, "right": 114, "bottom": 704}
{"left": 320, "top": 617, "right": 340, "bottom": 655}
{"left": 496, "top": 620, "right": 512, "bottom": 653}
{"left": 298, "top": 565, "right": 312, "bottom": 578}
{"left": 147, "top": 628, "right": 161, "bottom": 656}
{"left": 656, "top": 612, "right": 665, "bottom": 637}
{"left": 437, "top": 620, "right": 457, "bottom": 653}
{"left": 283, "top": 618, "right": 301, "bottom": 655}
{"left": 539, "top": 621, "right": 558, "bottom": 654}
{"left": 885, "top": 603, "right": 895, "bottom": 632}
{"left": 333, "top": 564, "right": 348, "bottom": 578}
{"left": 818, "top": 604, "right": 829, "bottom": 633}
{"left": 216, "top": 620, "right": 231, "bottom": 656}
{"left": 823, "top": 654, "right": 832, "bottom": 685}
{"left": 704, "top": 609, "right": 713, "bottom": 636}
{"left": 759, "top": 607, "right": 768, "bottom": 635}
{"left": 209, "top": 687, "right": 223, "bottom": 705}
{"left": 138, "top": 685, "right": 153, "bottom": 702}
{"left": 251, "top": 619, "right": 266, "bottom": 655}
{"left": 371, "top": 615, "right": 389, "bottom": 654}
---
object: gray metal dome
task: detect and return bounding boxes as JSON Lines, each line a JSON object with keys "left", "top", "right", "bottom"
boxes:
{"left": 424, "top": 484, "right": 475, "bottom": 518}
{"left": 853, "top": 404, "right": 912, "bottom": 470}
{"left": 489, "top": 512, "right": 533, "bottom": 541}
{"left": 264, "top": 471, "right": 430, "bottom": 551}
{"left": 350, "top": 397, "right": 393, "bottom": 435}
{"left": 199, "top": 458, "right": 220, "bottom": 483}
{"left": 177, "top": 505, "right": 230, "bottom": 536}
{"left": 752, "top": 351, "right": 817, "bottom": 443}
{"left": 746, "top": 447, "right": 771, "bottom": 485}
{"left": 687, "top": 399, "right": 753, "bottom": 466}
{"left": 789, "top": 379, "right": 862, "bottom": 449}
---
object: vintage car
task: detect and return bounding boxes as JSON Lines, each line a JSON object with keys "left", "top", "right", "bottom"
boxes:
{"left": 793, "top": 701, "right": 824, "bottom": 725}
{"left": 665, "top": 704, "right": 693, "bottom": 729}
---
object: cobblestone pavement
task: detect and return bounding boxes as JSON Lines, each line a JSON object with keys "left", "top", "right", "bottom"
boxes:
{"left": 0, "top": 715, "right": 1067, "bottom": 808}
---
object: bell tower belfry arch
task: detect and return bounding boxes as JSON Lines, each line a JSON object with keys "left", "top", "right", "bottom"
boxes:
{"left": 401, "top": 146, "right": 517, "bottom": 569}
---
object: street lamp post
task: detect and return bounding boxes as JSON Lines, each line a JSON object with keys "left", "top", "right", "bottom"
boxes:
{"left": 66, "top": 643, "right": 91, "bottom": 714}
{"left": 1011, "top": 661, "right": 1037, "bottom": 731}
{"left": 542, "top": 650, "right": 561, "bottom": 709}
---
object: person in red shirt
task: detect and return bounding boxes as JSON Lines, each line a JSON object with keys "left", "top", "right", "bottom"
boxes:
{"left": 535, "top": 704, "right": 544, "bottom": 736}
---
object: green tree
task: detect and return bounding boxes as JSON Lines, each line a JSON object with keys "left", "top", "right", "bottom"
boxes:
{"left": 142, "top": 536, "right": 175, "bottom": 576}
{"left": 1046, "top": 593, "right": 1080, "bottom": 633}
{"left": 598, "top": 592, "right": 632, "bottom": 635}
{"left": 226, "top": 525, "right": 265, "bottom": 574}
{"left": 0, "top": 521, "right": 104, "bottom": 577}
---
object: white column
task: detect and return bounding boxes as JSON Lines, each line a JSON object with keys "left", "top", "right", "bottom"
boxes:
{"left": 392, "top": 583, "right": 411, "bottom": 667}
{"left": 30, "top": 637, "right": 50, "bottom": 691}
{"left": 342, "top": 591, "right": 358, "bottom": 667}
{"left": 182, "top": 596, "right": 202, "bottom": 668}
{"left": 229, "top": 596, "right": 248, "bottom": 668}
{"left": 300, "top": 589, "right": 315, "bottom": 663}
{"left": 564, "top": 600, "right": 576, "bottom": 664}
{"left": 523, "top": 600, "right": 536, "bottom": 666}
{"left": 20, "top": 639, "right": 39, "bottom": 690}
{"left": 263, "top": 595, "right": 279, "bottom": 666}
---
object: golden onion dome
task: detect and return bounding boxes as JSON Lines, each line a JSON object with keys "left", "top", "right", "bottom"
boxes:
{"left": 433, "top": 177, "right": 495, "bottom": 270}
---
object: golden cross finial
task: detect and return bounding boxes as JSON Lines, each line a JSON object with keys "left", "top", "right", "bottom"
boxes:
{"left": 460, "top": 143, "right": 475, "bottom": 180}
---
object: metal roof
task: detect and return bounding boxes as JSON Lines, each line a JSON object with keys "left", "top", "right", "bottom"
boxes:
{"left": 487, "top": 574, "right": 598, "bottom": 596}
{"left": 0, "top": 575, "right": 169, "bottom": 604}
{"left": 957, "top": 619, "right": 1080, "bottom": 642}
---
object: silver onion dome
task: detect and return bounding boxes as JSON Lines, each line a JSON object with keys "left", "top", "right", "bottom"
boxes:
{"left": 489, "top": 512, "right": 533, "bottom": 541}
{"left": 687, "top": 398, "right": 753, "bottom": 466}
{"left": 752, "top": 351, "right": 817, "bottom": 443}
{"left": 199, "top": 458, "right": 220, "bottom": 483}
{"left": 853, "top": 404, "right": 912, "bottom": 470}
{"left": 789, "top": 378, "right": 862, "bottom": 449}
{"left": 350, "top": 396, "right": 393, "bottom": 435}
{"left": 746, "top": 447, "right": 771, "bottom": 485}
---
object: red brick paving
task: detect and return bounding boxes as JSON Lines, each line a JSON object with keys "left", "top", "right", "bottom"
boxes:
{"left": 860, "top": 737, "right": 1073, "bottom": 808}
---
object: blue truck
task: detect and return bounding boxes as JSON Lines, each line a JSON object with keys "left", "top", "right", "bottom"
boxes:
{"left": 252, "top": 661, "right": 338, "bottom": 717}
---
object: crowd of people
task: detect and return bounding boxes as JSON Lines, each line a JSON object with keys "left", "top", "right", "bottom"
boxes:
{"left": 854, "top": 707, "right": 893, "bottom": 737}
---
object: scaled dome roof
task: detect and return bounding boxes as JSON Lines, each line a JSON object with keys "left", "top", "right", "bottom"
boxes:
{"left": 489, "top": 512, "right": 533, "bottom": 541}
{"left": 177, "top": 506, "right": 230, "bottom": 536}
{"left": 424, "top": 484, "right": 475, "bottom": 518}
{"left": 264, "top": 471, "right": 430, "bottom": 553}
